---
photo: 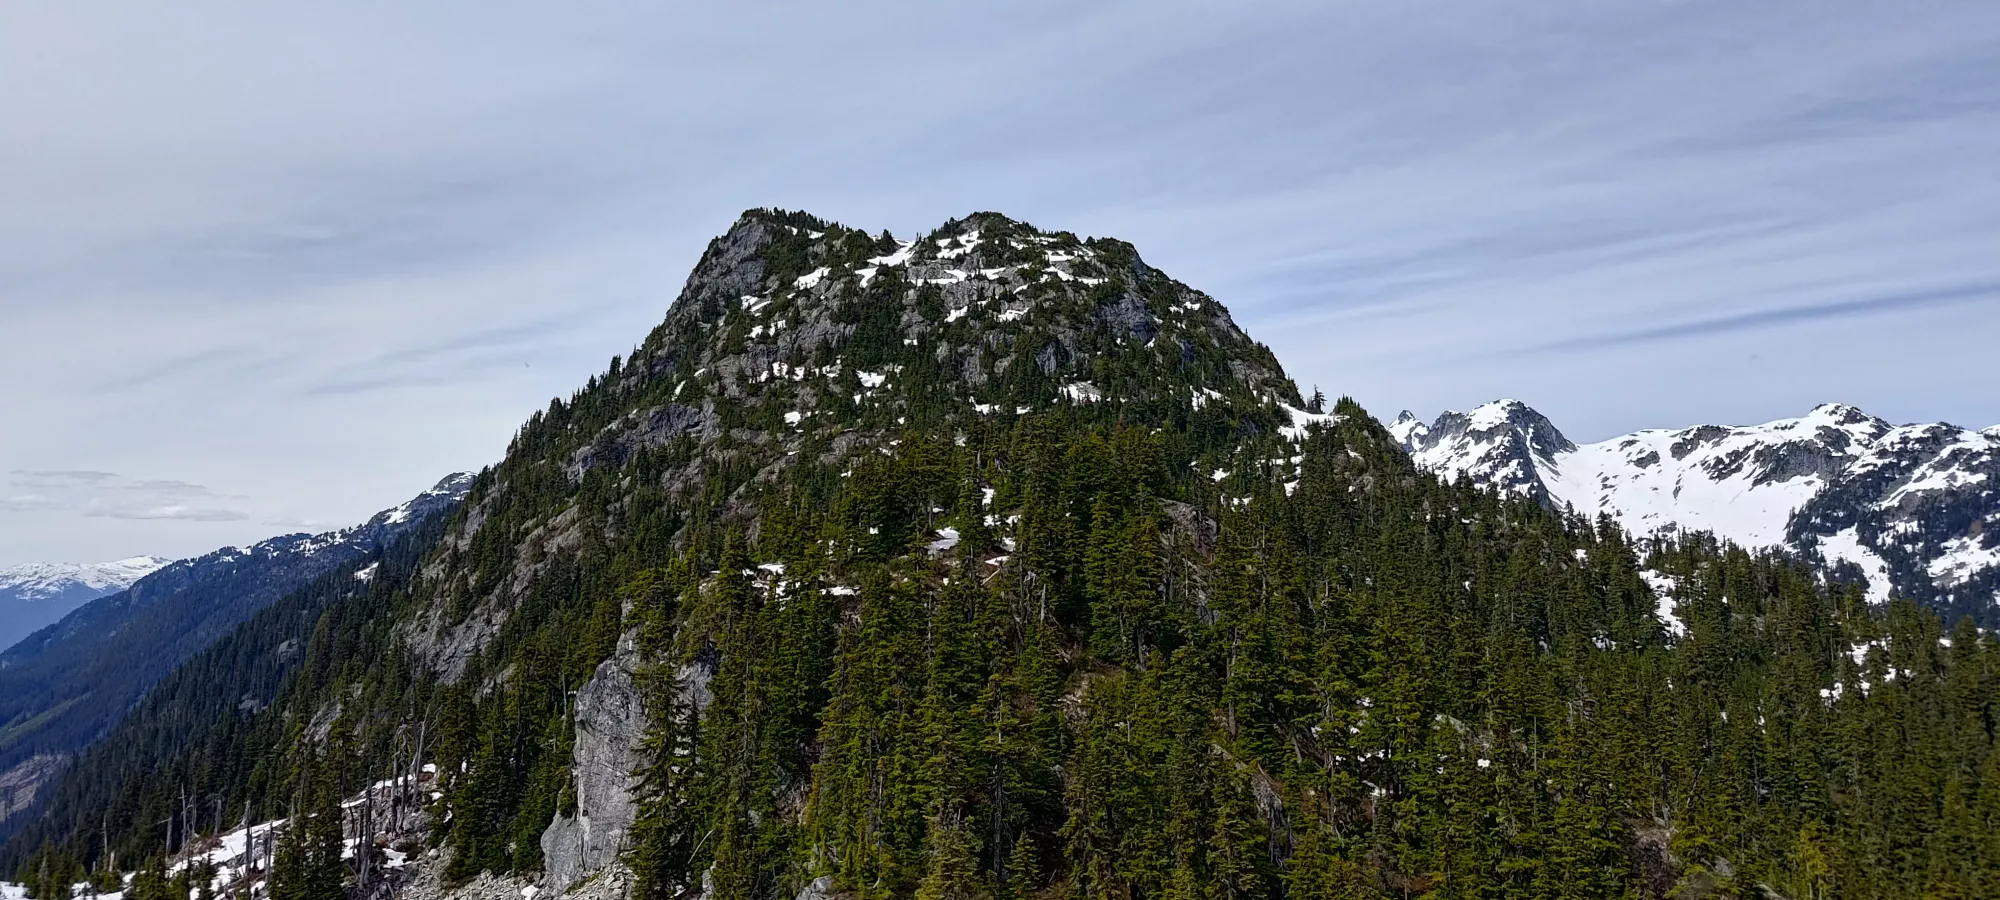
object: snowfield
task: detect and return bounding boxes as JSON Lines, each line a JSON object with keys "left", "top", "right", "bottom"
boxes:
{"left": 1397, "top": 400, "right": 2000, "bottom": 613}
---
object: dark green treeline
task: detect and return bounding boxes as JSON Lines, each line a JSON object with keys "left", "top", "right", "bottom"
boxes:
{"left": 11, "top": 400, "right": 2000, "bottom": 900}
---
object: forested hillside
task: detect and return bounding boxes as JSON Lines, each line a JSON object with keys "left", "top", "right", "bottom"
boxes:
{"left": 7, "top": 211, "right": 1997, "bottom": 900}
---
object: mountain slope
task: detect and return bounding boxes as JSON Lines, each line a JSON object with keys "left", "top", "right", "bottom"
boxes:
{"left": 0, "top": 474, "right": 473, "bottom": 836}
{"left": 8, "top": 211, "right": 1997, "bottom": 900}
{"left": 0, "top": 557, "right": 170, "bottom": 653}
{"left": 6, "top": 207, "right": 1315, "bottom": 864}
{"left": 1394, "top": 399, "right": 2000, "bottom": 623}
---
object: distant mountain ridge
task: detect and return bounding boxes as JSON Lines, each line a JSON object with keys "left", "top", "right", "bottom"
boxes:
{"left": 0, "top": 557, "right": 171, "bottom": 653}
{"left": 0, "top": 473, "right": 475, "bottom": 838}
{"left": 1393, "top": 400, "right": 2000, "bottom": 624}
{"left": 0, "top": 558, "right": 170, "bottom": 600}
{"left": 2, "top": 473, "right": 474, "bottom": 663}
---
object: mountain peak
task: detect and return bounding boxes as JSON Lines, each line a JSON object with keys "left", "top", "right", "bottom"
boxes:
{"left": 1396, "top": 399, "right": 1573, "bottom": 502}
{"left": 1386, "top": 410, "right": 1427, "bottom": 447}
{"left": 1794, "top": 402, "right": 1891, "bottom": 436}
{"left": 575, "top": 210, "right": 1301, "bottom": 492}
{"left": 1808, "top": 401, "right": 1868, "bottom": 419}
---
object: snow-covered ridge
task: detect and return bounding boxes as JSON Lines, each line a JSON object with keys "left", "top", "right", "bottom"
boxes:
{"left": 1394, "top": 400, "right": 2000, "bottom": 618}
{"left": 1, "top": 556, "right": 177, "bottom": 652}
{"left": 201, "top": 473, "right": 478, "bottom": 564}
{"left": 1, "top": 473, "right": 476, "bottom": 666}
{"left": 0, "top": 556, "right": 172, "bottom": 600}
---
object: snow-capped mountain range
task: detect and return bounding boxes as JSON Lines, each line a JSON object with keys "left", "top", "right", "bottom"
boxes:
{"left": 0, "top": 557, "right": 171, "bottom": 600}
{"left": 1391, "top": 401, "right": 2000, "bottom": 625}
{"left": 0, "top": 556, "right": 172, "bottom": 653}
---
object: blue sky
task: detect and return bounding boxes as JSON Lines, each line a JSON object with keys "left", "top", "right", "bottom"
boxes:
{"left": 3, "top": 1, "right": 1997, "bottom": 564}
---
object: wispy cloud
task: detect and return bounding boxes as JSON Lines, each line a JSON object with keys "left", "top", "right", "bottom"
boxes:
{"left": 14, "top": 470, "right": 122, "bottom": 485}
{"left": 260, "top": 516, "right": 320, "bottom": 529}
{"left": 1517, "top": 280, "right": 2000, "bottom": 354}
{"left": 83, "top": 502, "right": 249, "bottom": 522}
{"left": 3, "top": 470, "right": 250, "bottom": 524}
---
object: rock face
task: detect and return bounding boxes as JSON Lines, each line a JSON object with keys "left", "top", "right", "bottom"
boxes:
{"left": 541, "top": 627, "right": 648, "bottom": 895}
{"left": 0, "top": 756, "right": 64, "bottom": 823}
{"left": 1395, "top": 400, "right": 2000, "bottom": 625}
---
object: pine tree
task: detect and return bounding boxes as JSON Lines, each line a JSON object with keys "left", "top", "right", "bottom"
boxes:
{"left": 915, "top": 812, "right": 988, "bottom": 900}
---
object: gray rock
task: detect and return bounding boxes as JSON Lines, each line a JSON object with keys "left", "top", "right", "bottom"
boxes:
{"left": 569, "top": 404, "right": 718, "bottom": 482}
{"left": 0, "top": 754, "right": 65, "bottom": 827}
{"left": 1094, "top": 291, "right": 1158, "bottom": 344}
{"left": 541, "top": 629, "right": 648, "bottom": 894}
{"left": 795, "top": 875, "right": 835, "bottom": 900}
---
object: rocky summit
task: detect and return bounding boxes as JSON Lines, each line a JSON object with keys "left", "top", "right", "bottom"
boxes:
{"left": 560, "top": 209, "right": 1306, "bottom": 493}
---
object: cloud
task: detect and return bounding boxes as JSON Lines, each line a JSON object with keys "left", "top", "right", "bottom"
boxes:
{"left": 1, "top": 471, "right": 249, "bottom": 524}
{"left": 1516, "top": 280, "right": 2000, "bottom": 355}
{"left": 83, "top": 502, "right": 249, "bottom": 522}
{"left": 2, "top": 0, "right": 1999, "bottom": 561}
{"left": 13, "top": 470, "right": 121, "bottom": 485}
{"left": 124, "top": 479, "right": 226, "bottom": 497}
{"left": 260, "top": 516, "right": 319, "bottom": 529}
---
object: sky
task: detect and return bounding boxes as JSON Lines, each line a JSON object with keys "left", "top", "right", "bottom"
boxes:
{"left": 2, "top": 1, "right": 1998, "bottom": 565}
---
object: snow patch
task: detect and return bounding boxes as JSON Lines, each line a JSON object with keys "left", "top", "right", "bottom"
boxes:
{"left": 1928, "top": 535, "right": 2000, "bottom": 587}
{"left": 1641, "top": 570, "right": 1686, "bottom": 637}
{"left": 868, "top": 242, "right": 914, "bottom": 267}
{"left": 1059, "top": 382, "right": 1102, "bottom": 403}
{"left": 1278, "top": 403, "right": 1341, "bottom": 442}
{"left": 1818, "top": 528, "right": 1893, "bottom": 604}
